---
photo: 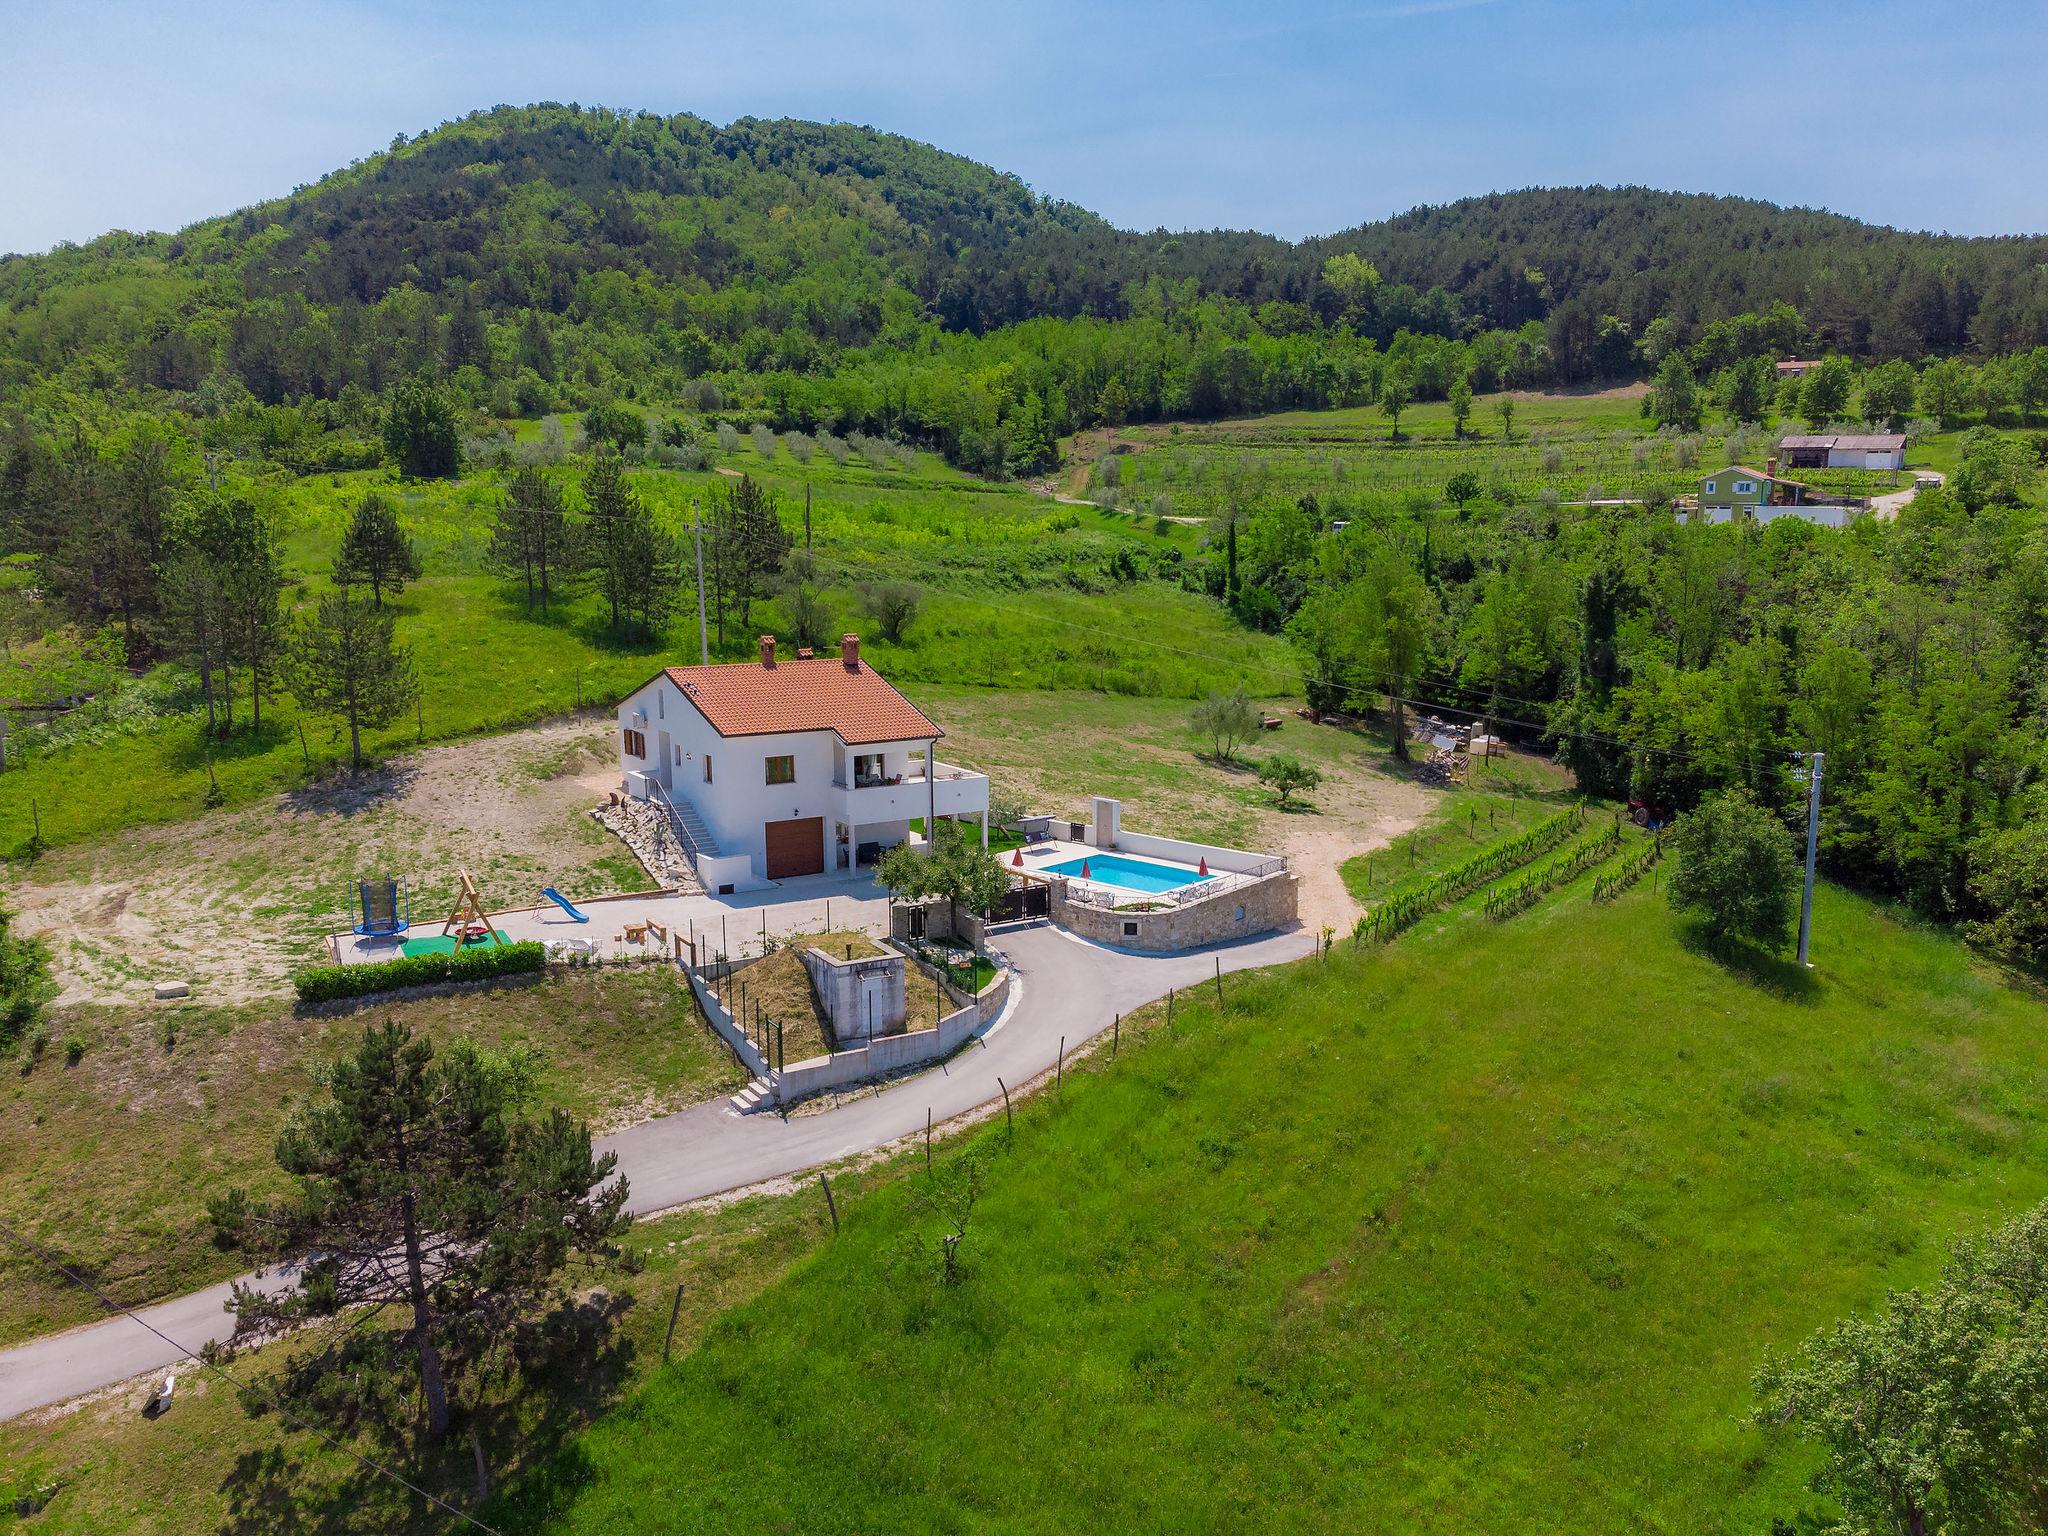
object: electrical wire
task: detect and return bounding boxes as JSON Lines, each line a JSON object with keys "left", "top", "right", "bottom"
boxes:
{"left": 0, "top": 1218, "right": 503, "bottom": 1535}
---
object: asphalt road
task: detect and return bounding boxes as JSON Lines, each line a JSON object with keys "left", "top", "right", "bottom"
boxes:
{"left": 0, "top": 922, "right": 1312, "bottom": 1422}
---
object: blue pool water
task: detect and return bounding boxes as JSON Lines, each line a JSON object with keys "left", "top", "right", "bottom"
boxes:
{"left": 1042, "top": 853, "right": 1213, "bottom": 895}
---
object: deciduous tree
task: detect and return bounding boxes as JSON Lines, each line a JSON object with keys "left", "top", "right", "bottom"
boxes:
{"left": 1667, "top": 788, "right": 1798, "bottom": 950}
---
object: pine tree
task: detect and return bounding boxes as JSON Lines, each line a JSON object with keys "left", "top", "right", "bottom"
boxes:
{"left": 210, "top": 1021, "right": 631, "bottom": 1444}
{"left": 336, "top": 491, "right": 421, "bottom": 607}
{"left": 490, "top": 466, "right": 572, "bottom": 612}
{"left": 707, "top": 472, "right": 791, "bottom": 641}
{"left": 580, "top": 453, "right": 678, "bottom": 635}
{"left": 289, "top": 585, "right": 418, "bottom": 768}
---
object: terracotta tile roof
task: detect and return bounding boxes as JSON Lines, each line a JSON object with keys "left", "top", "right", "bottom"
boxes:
{"left": 656, "top": 656, "right": 943, "bottom": 745}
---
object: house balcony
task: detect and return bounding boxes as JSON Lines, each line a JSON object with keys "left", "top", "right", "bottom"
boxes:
{"left": 832, "top": 760, "right": 989, "bottom": 826}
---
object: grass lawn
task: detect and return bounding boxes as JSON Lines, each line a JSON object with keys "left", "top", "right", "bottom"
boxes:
{"left": 0, "top": 964, "right": 745, "bottom": 1348}
{"left": 487, "top": 879, "right": 2048, "bottom": 1534}
{"left": 0, "top": 443, "right": 1282, "bottom": 855}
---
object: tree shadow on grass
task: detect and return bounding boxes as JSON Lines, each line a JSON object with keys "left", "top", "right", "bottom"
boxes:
{"left": 279, "top": 759, "right": 421, "bottom": 821}
{"left": 1675, "top": 921, "right": 1821, "bottom": 1005}
{"left": 215, "top": 1291, "right": 638, "bottom": 1536}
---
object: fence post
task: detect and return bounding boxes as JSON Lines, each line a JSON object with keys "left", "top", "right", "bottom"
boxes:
{"left": 662, "top": 1283, "right": 685, "bottom": 1363}
{"left": 818, "top": 1172, "right": 838, "bottom": 1234}
{"left": 925, "top": 1107, "right": 932, "bottom": 1172}
{"left": 1167, "top": 987, "right": 1175, "bottom": 1032}
{"left": 1213, "top": 955, "right": 1223, "bottom": 1007}
{"left": 1057, "top": 1035, "right": 1065, "bottom": 1091}
{"left": 1113, "top": 1012, "right": 1119, "bottom": 1055}
{"left": 997, "top": 1075, "right": 1013, "bottom": 1134}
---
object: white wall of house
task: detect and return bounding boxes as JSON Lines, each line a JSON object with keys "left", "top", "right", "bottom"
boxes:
{"left": 615, "top": 673, "right": 984, "bottom": 881}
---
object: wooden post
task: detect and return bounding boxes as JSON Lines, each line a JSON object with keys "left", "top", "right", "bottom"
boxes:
{"left": 1213, "top": 955, "right": 1223, "bottom": 1006}
{"left": 297, "top": 718, "right": 310, "bottom": 767}
{"left": 818, "top": 1172, "right": 838, "bottom": 1234}
{"left": 662, "top": 1282, "right": 685, "bottom": 1362}
{"left": 1113, "top": 1012, "right": 1119, "bottom": 1055}
{"left": 1167, "top": 987, "right": 1174, "bottom": 1032}
{"left": 925, "top": 1107, "right": 933, "bottom": 1172}
{"left": 1057, "top": 1035, "right": 1065, "bottom": 1090}
{"left": 997, "top": 1075, "right": 1013, "bottom": 1133}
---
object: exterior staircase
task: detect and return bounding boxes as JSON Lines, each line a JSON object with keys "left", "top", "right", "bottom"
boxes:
{"left": 649, "top": 780, "right": 721, "bottom": 864}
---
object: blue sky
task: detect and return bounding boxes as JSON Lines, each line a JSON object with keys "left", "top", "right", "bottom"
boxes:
{"left": 4, "top": 0, "right": 2043, "bottom": 254}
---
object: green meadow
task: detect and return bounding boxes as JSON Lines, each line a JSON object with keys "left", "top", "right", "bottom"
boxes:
{"left": 481, "top": 877, "right": 2048, "bottom": 1535}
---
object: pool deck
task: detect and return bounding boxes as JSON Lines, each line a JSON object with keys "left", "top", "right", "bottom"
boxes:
{"left": 331, "top": 869, "right": 893, "bottom": 967}
{"left": 1009, "top": 837, "right": 1213, "bottom": 902}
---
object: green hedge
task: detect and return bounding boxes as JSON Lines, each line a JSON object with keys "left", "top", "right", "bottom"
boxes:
{"left": 294, "top": 941, "right": 547, "bottom": 1005}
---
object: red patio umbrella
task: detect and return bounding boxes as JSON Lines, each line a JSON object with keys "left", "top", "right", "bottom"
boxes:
{"left": 1012, "top": 848, "right": 1023, "bottom": 867}
{"left": 1198, "top": 856, "right": 1210, "bottom": 876}
{"left": 1080, "top": 859, "right": 1091, "bottom": 879}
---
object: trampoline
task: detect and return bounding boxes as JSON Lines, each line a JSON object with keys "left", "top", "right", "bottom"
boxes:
{"left": 352, "top": 877, "right": 411, "bottom": 937}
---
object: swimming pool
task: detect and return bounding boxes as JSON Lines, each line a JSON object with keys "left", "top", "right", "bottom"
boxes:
{"left": 1042, "top": 853, "right": 1212, "bottom": 896}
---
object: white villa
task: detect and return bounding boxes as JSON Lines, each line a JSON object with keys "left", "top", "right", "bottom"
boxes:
{"left": 615, "top": 634, "right": 989, "bottom": 892}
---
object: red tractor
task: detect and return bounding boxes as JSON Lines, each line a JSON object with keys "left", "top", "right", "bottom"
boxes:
{"left": 1628, "top": 798, "right": 1673, "bottom": 829}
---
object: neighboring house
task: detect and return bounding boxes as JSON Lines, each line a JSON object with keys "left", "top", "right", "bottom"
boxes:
{"left": 1778, "top": 433, "right": 1908, "bottom": 470}
{"left": 1691, "top": 464, "right": 1857, "bottom": 529}
{"left": 1775, "top": 359, "right": 1821, "bottom": 380}
{"left": 615, "top": 634, "right": 989, "bottom": 892}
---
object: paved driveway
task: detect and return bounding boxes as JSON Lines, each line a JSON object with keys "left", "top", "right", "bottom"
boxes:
{"left": 0, "top": 922, "right": 1312, "bottom": 1421}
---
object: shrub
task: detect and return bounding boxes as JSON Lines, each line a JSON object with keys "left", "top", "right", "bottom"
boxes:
{"left": 293, "top": 941, "right": 547, "bottom": 1005}
{"left": 1667, "top": 790, "right": 1799, "bottom": 950}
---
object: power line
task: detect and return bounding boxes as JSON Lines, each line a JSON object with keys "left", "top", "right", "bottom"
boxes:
{"left": 0, "top": 1219, "right": 503, "bottom": 1535}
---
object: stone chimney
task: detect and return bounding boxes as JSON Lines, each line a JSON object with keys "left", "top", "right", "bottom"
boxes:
{"left": 1766, "top": 456, "right": 1777, "bottom": 480}
{"left": 840, "top": 633, "right": 860, "bottom": 671}
{"left": 759, "top": 634, "right": 776, "bottom": 668}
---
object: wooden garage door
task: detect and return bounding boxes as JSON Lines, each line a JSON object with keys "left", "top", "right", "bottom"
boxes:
{"left": 763, "top": 816, "right": 824, "bottom": 880}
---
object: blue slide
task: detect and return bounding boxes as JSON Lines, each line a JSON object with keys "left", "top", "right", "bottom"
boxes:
{"left": 540, "top": 887, "right": 590, "bottom": 923}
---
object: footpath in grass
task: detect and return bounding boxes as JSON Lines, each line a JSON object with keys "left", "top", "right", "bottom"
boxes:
{"left": 495, "top": 883, "right": 2048, "bottom": 1535}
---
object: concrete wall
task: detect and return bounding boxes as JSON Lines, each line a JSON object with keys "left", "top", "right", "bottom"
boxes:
{"left": 769, "top": 1000, "right": 981, "bottom": 1104}
{"left": 1053, "top": 869, "right": 1298, "bottom": 952}
{"left": 682, "top": 963, "right": 769, "bottom": 1077}
{"left": 797, "top": 945, "right": 906, "bottom": 1041}
{"left": 1112, "top": 828, "right": 1280, "bottom": 876}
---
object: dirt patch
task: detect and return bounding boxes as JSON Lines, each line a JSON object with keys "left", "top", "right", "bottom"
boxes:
{"left": 3, "top": 715, "right": 646, "bottom": 1008}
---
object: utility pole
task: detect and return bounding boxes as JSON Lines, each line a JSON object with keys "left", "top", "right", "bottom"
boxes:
{"left": 690, "top": 497, "right": 709, "bottom": 666}
{"left": 1796, "top": 750, "right": 1825, "bottom": 967}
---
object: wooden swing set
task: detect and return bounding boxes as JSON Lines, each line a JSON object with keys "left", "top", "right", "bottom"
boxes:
{"left": 441, "top": 867, "right": 501, "bottom": 945}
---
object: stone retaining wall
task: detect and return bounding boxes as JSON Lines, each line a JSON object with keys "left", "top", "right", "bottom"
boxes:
{"left": 590, "top": 797, "right": 698, "bottom": 891}
{"left": 1053, "top": 869, "right": 1298, "bottom": 952}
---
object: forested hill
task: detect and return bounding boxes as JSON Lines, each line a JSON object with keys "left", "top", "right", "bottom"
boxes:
{"left": 6, "top": 103, "right": 2048, "bottom": 426}
{"left": 1307, "top": 187, "right": 2048, "bottom": 357}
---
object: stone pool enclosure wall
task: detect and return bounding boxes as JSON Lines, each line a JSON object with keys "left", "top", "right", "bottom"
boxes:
{"left": 1051, "top": 864, "right": 1298, "bottom": 952}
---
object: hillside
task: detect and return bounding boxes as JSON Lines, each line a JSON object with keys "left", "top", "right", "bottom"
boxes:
{"left": 484, "top": 880, "right": 2048, "bottom": 1534}
{"left": 1312, "top": 185, "right": 2048, "bottom": 356}
{"left": 6, "top": 108, "right": 2048, "bottom": 422}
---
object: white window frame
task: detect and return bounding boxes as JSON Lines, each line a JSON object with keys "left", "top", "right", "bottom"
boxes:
{"left": 1703, "top": 480, "right": 1717, "bottom": 494}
